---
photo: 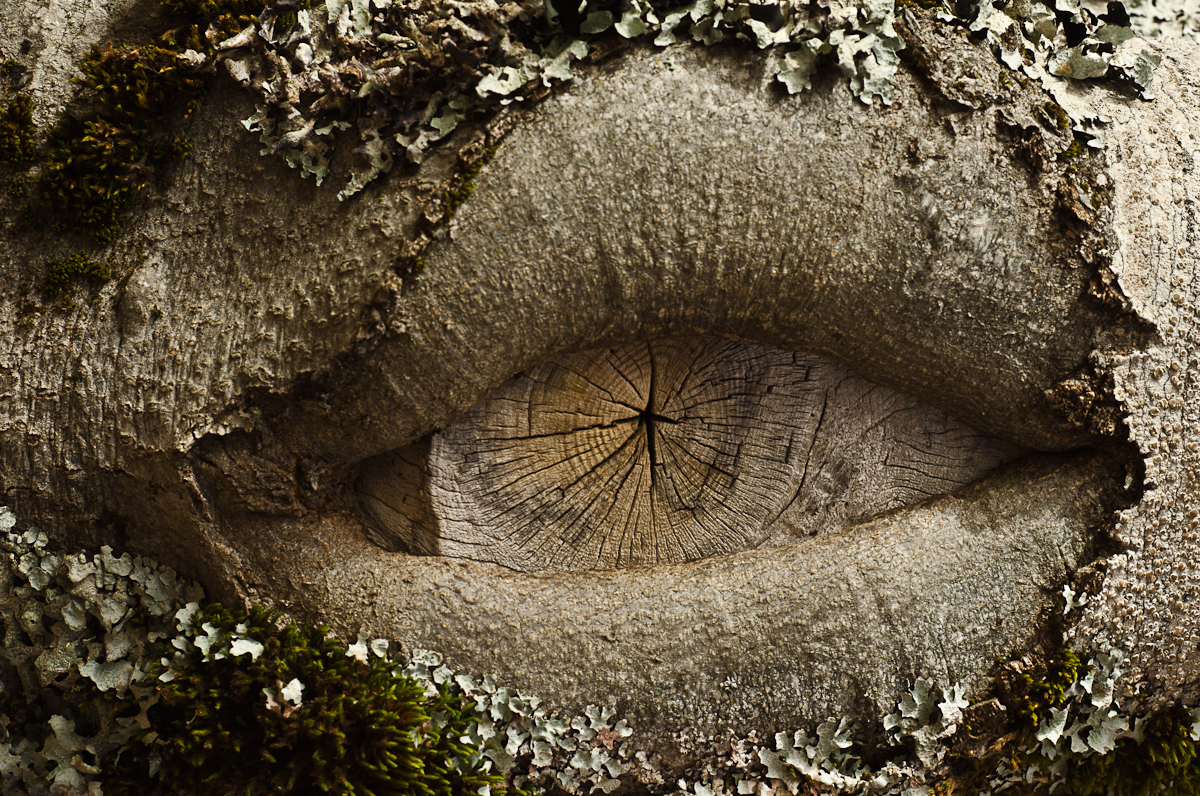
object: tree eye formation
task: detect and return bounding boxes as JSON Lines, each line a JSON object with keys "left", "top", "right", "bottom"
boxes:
{"left": 358, "top": 338, "right": 1020, "bottom": 571}
{"left": 7, "top": 0, "right": 1200, "bottom": 781}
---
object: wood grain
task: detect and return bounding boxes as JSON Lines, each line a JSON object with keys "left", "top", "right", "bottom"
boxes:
{"left": 361, "top": 339, "right": 1024, "bottom": 571}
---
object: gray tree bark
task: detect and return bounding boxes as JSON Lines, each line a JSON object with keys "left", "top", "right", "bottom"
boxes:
{"left": 2, "top": 0, "right": 1199, "bottom": 776}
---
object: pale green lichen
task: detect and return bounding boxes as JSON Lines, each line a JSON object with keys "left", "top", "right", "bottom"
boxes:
{"left": 4, "top": 508, "right": 1199, "bottom": 796}
{"left": 218, "top": 0, "right": 907, "bottom": 201}
{"left": 942, "top": 0, "right": 1160, "bottom": 142}
{"left": 200, "top": 0, "right": 1163, "bottom": 201}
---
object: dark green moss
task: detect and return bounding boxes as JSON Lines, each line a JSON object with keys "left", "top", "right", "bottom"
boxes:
{"left": 1, "top": 60, "right": 25, "bottom": 81}
{"left": 16, "top": 0, "right": 264, "bottom": 250}
{"left": 1059, "top": 706, "right": 1200, "bottom": 796}
{"left": 160, "top": 0, "right": 266, "bottom": 17}
{"left": 1044, "top": 101, "right": 1071, "bottom": 130}
{"left": 103, "top": 604, "right": 513, "bottom": 796}
{"left": 1061, "top": 139, "right": 1086, "bottom": 159}
{"left": 992, "top": 649, "right": 1082, "bottom": 730}
{"left": 0, "top": 93, "right": 36, "bottom": 164}
{"left": 43, "top": 252, "right": 114, "bottom": 303}
{"left": 442, "top": 144, "right": 502, "bottom": 225}
{"left": 38, "top": 44, "right": 208, "bottom": 245}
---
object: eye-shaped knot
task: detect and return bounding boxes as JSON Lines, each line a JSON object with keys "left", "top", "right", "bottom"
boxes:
{"left": 358, "top": 337, "right": 1022, "bottom": 571}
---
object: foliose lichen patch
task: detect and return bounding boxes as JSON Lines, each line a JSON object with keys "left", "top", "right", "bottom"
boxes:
{"left": 205, "top": 0, "right": 1166, "bottom": 200}
{"left": 2, "top": 0, "right": 1170, "bottom": 254}
{"left": 4, "top": 506, "right": 1200, "bottom": 796}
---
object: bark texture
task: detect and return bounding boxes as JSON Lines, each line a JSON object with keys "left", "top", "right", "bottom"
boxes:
{"left": 1071, "top": 42, "right": 1200, "bottom": 710}
{"left": 2, "top": 0, "right": 1200, "bottom": 772}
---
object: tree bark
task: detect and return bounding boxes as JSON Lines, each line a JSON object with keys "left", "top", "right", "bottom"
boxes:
{"left": 2, "top": 0, "right": 1200, "bottom": 774}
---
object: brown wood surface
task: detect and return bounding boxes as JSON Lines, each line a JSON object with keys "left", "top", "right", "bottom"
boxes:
{"left": 361, "top": 339, "right": 1022, "bottom": 571}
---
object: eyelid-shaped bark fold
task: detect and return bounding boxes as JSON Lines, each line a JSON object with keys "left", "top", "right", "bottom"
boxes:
{"left": 270, "top": 42, "right": 1138, "bottom": 468}
{"left": 358, "top": 339, "right": 1027, "bottom": 571}
{"left": 260, "top": 450, "right": 1126, "bottom": 756}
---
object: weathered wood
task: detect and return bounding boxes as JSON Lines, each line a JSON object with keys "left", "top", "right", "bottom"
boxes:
{"left": 361, "top": 338, "right": 1020, "bottom": 571}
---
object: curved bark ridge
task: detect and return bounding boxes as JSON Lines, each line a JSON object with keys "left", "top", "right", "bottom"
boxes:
{"left": 359, "top": 339, "right": 1020, "bottom": 571}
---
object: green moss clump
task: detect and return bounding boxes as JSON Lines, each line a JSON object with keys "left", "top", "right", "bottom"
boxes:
{"left": 1044, "top": 101, "right": 1071, "bottom": 130}
{"left": 160, "top": 0, "right": 266, "bottom": 17}
{"left": 896, "top": 0, "right": 943, "bottom": 11}
{"left": 104, "top": 604, "right": 511, "bottom": 796}
{"left": 0, "top": 93, "right": 36, "bottom": 164}
{"left": 442, "top": 144, "right": 501, "bottom": 225}
{"left": 994, "top": 649, "right": 1082, "bottom": 729}
{"left": 1061, "top": 139, "right": 1086, "bottom": 160}
{"left": 42, "top": 252, "right": 114, "bottom": 302}
{"left": 1060, "top": 706, "right": 1200, "bottom": 796}
{"left": 20, "top": 0, "right": 265, "bottom": 248}
{"left": 1, "top": 60, "right": 26, "bottom": 82}
{"left": 39, "top": 44, "right": 208, "bottom": 245}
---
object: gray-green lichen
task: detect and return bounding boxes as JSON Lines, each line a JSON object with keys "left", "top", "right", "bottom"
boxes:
{"left": 188, "top": 0, "right": 1162, "bottom": 201}
{"left": 1124, "top": 0, "right": 1200, "bottom": 43}
{"left": 211, "top": 0, "right": 906, "bottom": 200}
{"left": 5, "top": 505, "right": 1200, "bottom": 795}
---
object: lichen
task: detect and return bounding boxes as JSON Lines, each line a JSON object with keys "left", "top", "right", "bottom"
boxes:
{"left": 103, "top": 605, "right": 510, "bottom": 796}
{"left": 9, "top": 0, "right": 1159, "bottom": 255}
{"left": 7, "top": 507, "right": 1200, "bottom": 796}
{"left": 1059, "top": 705, "right": 1200, "bottom": 796}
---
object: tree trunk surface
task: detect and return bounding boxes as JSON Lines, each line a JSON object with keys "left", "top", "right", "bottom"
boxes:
{"left": 2, "top": 0, "right": 1200, "bottom": 771}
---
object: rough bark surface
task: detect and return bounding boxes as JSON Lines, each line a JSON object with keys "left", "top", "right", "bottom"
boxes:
{"left": 2, "top": 0, "right": 1200, "bottom": 774}
{"left": 1071, "top": 41, "right": 1200, "bottom": 709}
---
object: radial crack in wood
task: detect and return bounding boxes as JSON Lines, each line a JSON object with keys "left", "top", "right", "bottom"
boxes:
{"left": 358, "top": 339, "right": 1028, "bottom": 571}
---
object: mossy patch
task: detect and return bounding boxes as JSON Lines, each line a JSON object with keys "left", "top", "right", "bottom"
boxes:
{"left": 42, "top": 251, "right": 114, "bottom": 306}
{"left": 442, "top": 144, "right": 502, "bottom": 225}
{"left": 6, "top": 0, "right": 265, "bottom": 251}
{"left": 1044, "top": 101, "right": 1071, "bottom": 129}
{"left": 1058, "top": 705, "right": 1200, "bottom": 796}
{"left": 38, "top": 44, "right": 208, "bottom": 245}
{"left": 0, "top": 94, "right": 36, "bottom": 165}
{"left": 993, "top": 648, "right": 1082, "bottom": 729}
{"left": 1061, "top": 139, "right": 1087, "bottom": 160}
{"left": 101, "top": 604, "right": 512, "bottom": 796}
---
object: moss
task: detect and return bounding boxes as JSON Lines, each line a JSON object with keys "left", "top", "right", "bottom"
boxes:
{"left": 1059, "top": 705, "right": 1200, "bottom": 796}
{"left": 0, "top": 93, "right": 36, "bottom": 164}
{"left": 442, "top": 144, "right": 502, "bottom": 225}
{"left": 42, "top": 251, "right": 114, "bottom": 304}
{"left": 1, "top": 60, "right": 26, "bottom": 82}
{"left": 38, "top": 44, "right": 208, "bottom": 245}
{"left": 14, "top": 0, "right": 264, "bottom": 249}
{"left": 102, "top": 603, "right": 512, "bottom": 796}
{"left": 992, "top": 649, "right": 1081, "bottom": 729}
{"left": 160, "top": 0, "right": 266, "bottom": 15}
{"left": 1059, "top": 139, "right": 1086, "bottom": 161}
{"left": 7, "top": 177, "right": 26, "bottom": 198}
{"left": 1044, "top": 101, "right": 1071, "bottom": 130}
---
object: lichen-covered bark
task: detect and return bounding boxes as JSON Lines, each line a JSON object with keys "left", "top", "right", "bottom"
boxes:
{"left": 2, "top": 0, "right": 1200, "bottom": 780}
